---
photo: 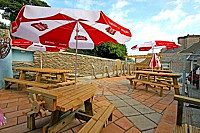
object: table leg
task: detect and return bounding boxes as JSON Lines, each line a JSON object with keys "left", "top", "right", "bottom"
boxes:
{"left": 133, "top": 74, "right": 139, "bottom": 89}
{"left": 146, "top": 74, "right": 150, "bottom": 91}
{"left": 19, "top": 70, "right": 26, "bottom": 80}
{"left": 18, "top": 70, "right": 26, "bottom": 90}
{"left": 43, "top": 110, "right": 76, "bottom": 133}
{"left": 84, "top": 97, "right": 94, "bottom": 116}
{"left": 57, "top": 74, "right": 61, "bottom": 82}
{"left": 173, "top": 77, "right": 180, "bottom": 95}
{"left": 177, "top": 101, "right": 183, "bottom": 126}
{"left": 61, "top": 73, "right": 66, "bottom": 82}
{"left": 27, "top": 114, "right": 35, "bottom": 130}
{"left": 35, "top": 72, "right": 42, "bottom": 82}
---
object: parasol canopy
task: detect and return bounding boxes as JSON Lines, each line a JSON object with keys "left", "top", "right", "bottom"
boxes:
{"left": 11, "top": 5, "right": 132, "bottom": 85}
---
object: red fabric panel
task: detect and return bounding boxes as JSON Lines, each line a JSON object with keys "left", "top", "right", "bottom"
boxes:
{"left": 96, "top": 12, "right": 131, "bottom": 37}
{"left": 12, "top": 39, "right": 32, "bottom": 49}
{"left": 139, "top": 47, "right": 152, "bottom": 51}
{"left": 45, "top": 47, "right": 60, "bottom": 52}
{"left": 39, "top": 22, "right": 76, "bottom": 47}
{"left": 80, "top": 22, "right": 117, "bottom": 45}
{"left": 12, "top": 39, "right": 33, "bottom": 45}
{"left": 155, "top": 41, "right": 176, "bottom": 46}
{"left": 131, "top": 45, "right": 137, "bottom": 49}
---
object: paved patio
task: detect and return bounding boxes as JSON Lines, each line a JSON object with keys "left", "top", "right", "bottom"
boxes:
{"left": 0, "top": 76, "right": 178, "bottom": 133}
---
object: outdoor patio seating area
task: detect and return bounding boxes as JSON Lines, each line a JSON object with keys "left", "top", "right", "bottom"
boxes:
{"left": 0, "top": 76, "right": 181, "bottom": 133}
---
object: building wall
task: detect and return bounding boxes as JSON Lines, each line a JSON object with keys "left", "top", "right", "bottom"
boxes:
{"left": 162, "top": 53, "right": 191, "bottom": 73}
{"left": 0, "top": 29, "right": 13, "bottom": 89}
{"left": 12, "top": 49, "right": 34, "bottom": 61}
{"left": 0, "top": 51, "right": 13, "bottom": 89}
{"left": 178, "top": 35, "right": 200, "bottom": 51}
{"left": 186, "top": 36, "right": 200, "bottom": 47}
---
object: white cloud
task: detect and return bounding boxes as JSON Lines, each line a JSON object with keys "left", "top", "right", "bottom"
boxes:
{"left": 115, "top": 0, "right": 129, "bottom": 8}
{"left": 73, "top": 0, "right": 104, "bottom": 10}
{"left": 193, "top": 0, "right": 200, "bottom": 10}
{"left": 0, "top": 10, "right": 10, "bottom": 25}
{"left": 152, "top": 7, "right": 186, "bottom": 23}
{"left": 168, "top": 13, "right": 200, "bottom": 30}
{"left": 167, "top": 0, "right": 187, "bottom": 8}
{"left": 64, "top": 0, "right": 71, "bottom": 5}
{"left": 75, "top": 0, "right": 93, "bottom": 9}
{"left": 133, "top": 23, "right": 174, "bottom": 42}
{"left": 108, "top": 0, "right": 131, "bottom": 26}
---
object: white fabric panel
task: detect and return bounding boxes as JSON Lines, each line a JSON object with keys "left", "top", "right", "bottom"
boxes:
{"left": 24, "top": 5, "right": 100, "bottom": 21}
{"left": 12, "top": 20, "right": 73, "bottom": 43}
{"left": 24, "top": 5, "right": 64, "bottom": 19}
{"left": 81, "top": 21, "right": 131, "bottom": 44}
{"left": 61, "top": 9, "right": 100, "bottom": 21}
{"left": 27, "top": 43, "right": 47, "bottom": 51}
{"left": 69, "top": 23, "right": 94, "bottom": 49}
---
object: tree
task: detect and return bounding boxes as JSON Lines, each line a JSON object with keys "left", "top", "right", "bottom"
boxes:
{"left": 0, "top": 22, "right": 8, "bottom": 29}
{"left": 65, "top": 42, "right": 128, "bottom": 60}
{"left": 0, "top": 0, "right": 49, "bottom": 22}
{"left": 94, "top": 42, "right": 127, "bottom": 60}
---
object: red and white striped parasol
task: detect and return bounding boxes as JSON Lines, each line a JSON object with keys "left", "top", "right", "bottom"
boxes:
{"left": 131, "top": 40, "right": 179, "bottom": 52}
{"left": 11, "top": 5, "right": 132, "bottom": 85}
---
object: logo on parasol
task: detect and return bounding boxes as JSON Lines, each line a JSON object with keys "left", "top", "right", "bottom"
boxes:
{"left": 31, "top": 22, "right": 48, "bottom": 31}
{"left": 0, "top": 37, "right": 11, "bottom": 59}
{"left": 106, "top": 27, "right": 116, "bottom": 35}
{"left": 74, "top": 35, "right": 87, "bottom": 41}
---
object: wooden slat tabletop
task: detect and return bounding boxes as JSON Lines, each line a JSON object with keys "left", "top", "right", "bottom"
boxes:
{"left": 143, "top": 69, "right": 172, "bottom": 73}
{"left": 56, "top": 84, "right": 97, "bottom": 112}
{"left": 134, "top": 71, "right": 181, "bottom": 77}
{"left": 16, "top": 67, "right": 72, "bottom": 73}
{"left": 27, "top": 83, "right": 97, "bottom": 112}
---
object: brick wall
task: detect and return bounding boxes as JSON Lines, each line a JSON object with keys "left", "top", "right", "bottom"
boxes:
{"left": 162, "top": 53, "right": 191, "bottom": 73}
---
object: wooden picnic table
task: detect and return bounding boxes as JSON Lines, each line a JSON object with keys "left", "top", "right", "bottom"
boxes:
{"left": 23, "top": 83, "right": 114, "bottom": 133}
{"left": 16, "top": 67, "right": 72, "bottom": 82}
{"left": 143, "top": 69, "right": 172, "bottom": 73}
{"left": 133, "top": 70, "right": 181, "bottom": 95}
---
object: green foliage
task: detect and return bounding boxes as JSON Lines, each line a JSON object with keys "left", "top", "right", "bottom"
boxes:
{"left": 0, "top": 22, "right": 9, "bottom": 29}
{"left": 0, "top": 0, "right": 49, "bottom": 22}
{"left": 65, "top": 42, "right": 128, "bottom": 60}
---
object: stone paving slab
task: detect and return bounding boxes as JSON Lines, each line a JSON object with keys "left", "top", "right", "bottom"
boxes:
{"left": 110, "top": 99, "right": 129, "bottom": 107}
{"left": 124, "top": 98, "right": 141, "bottom": 106}
{"left": 142, "top": 128, "right": 156, "bottom": 133}
{"left": 133, "top": 104, "right": 155, "bottom": 114}
{"left": 0, "top": 76, "right": 180, "bottom": 133}
{"left": 144, "top": 112, "right": 162, "bottom": 124}
{"left": 105, "top": 95, "right": 120, "bottom": 101}
{"left": 117, "top": 106, "right": 141, "bottom": 116}
{"left": 116, "top": 94, "right": 131, "bottom": 99}
{"left": 128, "top": 115, "right": 157, "bottom": 131}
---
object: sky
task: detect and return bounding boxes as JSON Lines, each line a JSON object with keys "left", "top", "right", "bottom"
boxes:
{"left": 1, "top": 0, "right": 200, "bottom": 55}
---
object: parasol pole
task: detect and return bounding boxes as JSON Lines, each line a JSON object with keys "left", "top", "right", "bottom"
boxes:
{"left": 152, "top": 44, "right": 154, "bottom": 72}
{"left": 40, "top": 51, "right": 42, "bottom": 69}
{"left": 74, "top": 21, "right": 79, "bottom": 87}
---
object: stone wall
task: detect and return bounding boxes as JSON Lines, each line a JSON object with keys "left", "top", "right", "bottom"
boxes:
{"left": 12, "top": 51, "right": 117, "bottom": 77}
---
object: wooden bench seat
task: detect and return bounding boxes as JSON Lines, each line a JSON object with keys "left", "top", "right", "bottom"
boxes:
{"left": 132, "top": 79, "right": 167, "bottom": 96}
{"left": 156, "top": 78, "right": 174, "bottom": 90}
{"left": 57, "top": 80, "right": 76, "bottom": 87}
{"left": 173, "top": 124, "right": 200, "bottom": 133}
{"left": 126, "top": 76, "right": 135, "bottom": 85}
{"left": 78, "top": 103, "right": 115, "bottom": 133}
{"left": 25, "top": 84, "right": 97, "bottom": 132}
{"left": 4, "top": 77, "right": 58, "bottom": 90}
